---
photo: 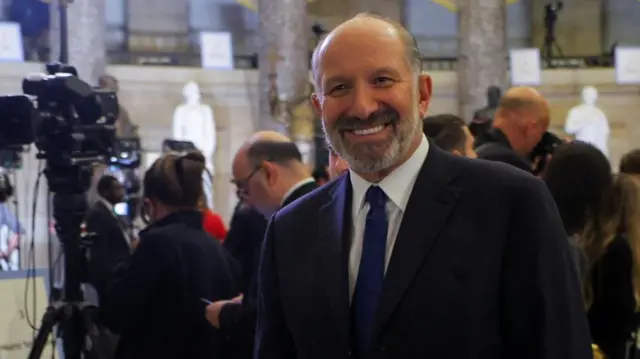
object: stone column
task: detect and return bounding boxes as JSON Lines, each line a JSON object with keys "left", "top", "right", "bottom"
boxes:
{"left": 257, "top": 0, "right": 314, "bottom": 165}
{"left": 457, "top": 1, "right": 508, "bottom": 122}
{"left": 66, "top": 0, "right": 107, "bottom": 85}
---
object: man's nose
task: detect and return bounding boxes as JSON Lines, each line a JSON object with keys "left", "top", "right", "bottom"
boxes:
{"left": 348, "top": 85, "right": 379, "bottom": 120}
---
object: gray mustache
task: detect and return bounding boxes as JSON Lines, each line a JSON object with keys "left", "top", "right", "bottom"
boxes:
{"left": 333, "top": 108, "right": 400, "bottom": 131}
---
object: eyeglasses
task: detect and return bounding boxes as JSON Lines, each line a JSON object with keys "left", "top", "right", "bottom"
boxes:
{"left": 231, "top": 166, "right": 261, "bottom": 197}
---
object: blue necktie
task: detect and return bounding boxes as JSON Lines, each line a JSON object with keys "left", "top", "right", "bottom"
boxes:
{"left": 353, "top": 185, "right": 388, "bottom": 359}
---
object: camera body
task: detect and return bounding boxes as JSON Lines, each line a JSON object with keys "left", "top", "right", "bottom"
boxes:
{"left": 529, "top": 131, "right": 564, "bottom": 175}
{"left": 0, "top": 63, "right": 118, "bottom": 176}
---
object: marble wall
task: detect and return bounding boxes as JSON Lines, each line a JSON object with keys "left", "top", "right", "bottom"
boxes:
{"left": 0, "top": 62, "right": 638, "bottom": 268}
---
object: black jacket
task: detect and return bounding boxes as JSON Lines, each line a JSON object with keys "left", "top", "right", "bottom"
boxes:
{"left": 588, "top": 235, "right": 640, "bottom": 359}
{"left": 219, "top": 181, "right": 319, "bottom": 359}
{"left": 102, "top": 210, "right": 238, "bottom": 359}
{"left": 86, "top": 200, "right": 132, "bottom": 297}
{"left": 475, "top": 128, "right": 533, "bottom": 173}
{"left": 224, "top": 205, "right": 269, "bottom": 294}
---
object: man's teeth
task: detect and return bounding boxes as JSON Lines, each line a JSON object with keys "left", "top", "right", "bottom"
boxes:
{"left": 352, "top": 125, "right": 385, "bottom": 136}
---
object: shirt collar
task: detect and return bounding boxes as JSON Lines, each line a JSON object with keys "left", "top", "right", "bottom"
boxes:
{"left": 281, "top": 178, "right": 316, "bottom": 205}
{"left": 350, "top": 134, "right": 429, "bottom": 214}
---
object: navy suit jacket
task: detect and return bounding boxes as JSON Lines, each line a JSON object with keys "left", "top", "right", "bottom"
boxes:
{"left": 254, "top": 144, "right": 592, "bottom": 359}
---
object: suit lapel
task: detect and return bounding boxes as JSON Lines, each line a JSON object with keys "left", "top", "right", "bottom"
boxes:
{"left": 373, "top": 146, "right": 463, "bottom": 338}
{"left": 317, "top": 175, "right": 352, "bottom": 340}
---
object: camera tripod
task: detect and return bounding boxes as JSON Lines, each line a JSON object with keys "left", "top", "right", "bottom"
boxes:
{"left": 541, "top": 5, "right": 564, "bottom": 67}
{"left": 542, "top": 32, "right": 564, "bottom": 67}
{"left": 28, "top": 165, "right": 108, "bottom": 359}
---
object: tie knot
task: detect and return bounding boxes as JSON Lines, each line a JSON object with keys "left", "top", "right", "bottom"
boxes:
{"left": 365, "top": 186, "right": 386, "bottom": 208}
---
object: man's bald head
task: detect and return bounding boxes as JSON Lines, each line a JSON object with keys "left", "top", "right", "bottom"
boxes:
{"left": 493, "top": 86, "right": 550, "bottom": 156}
{"left": 496, "top": 86, "right": 550, "bottom": 127}
{"left": 311, "top": 13, "right": 422, "bottom": 90}
{"left": 236, "top": 131, "right": 302, "bottom": 169}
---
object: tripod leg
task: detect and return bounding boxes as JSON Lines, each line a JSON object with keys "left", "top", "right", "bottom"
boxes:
{"left": 553, "top": 40, "right": 564, "bottom": 57}
{"left": 27, "top": 305, "right": 65, "bottom": 359}
{"left": 78, "top": 304, "right": 107, "bottom": 359}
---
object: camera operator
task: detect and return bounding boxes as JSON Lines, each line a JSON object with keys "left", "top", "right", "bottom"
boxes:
{"left": 101, "top": 151, "right": 238, "bottom": 359}
{"left": 86, "top": 175, "right": 133, "bottom": 298}
{"left": 475, "top": 86, "right": 550, "bottom": 173}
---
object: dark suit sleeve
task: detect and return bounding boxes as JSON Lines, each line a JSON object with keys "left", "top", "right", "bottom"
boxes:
{"left": 86, "top": 210, "right": 128, "bottom": 297}
{"left": 501, "top": 178, "right": 592, "bottom": 359}
{"left": 219, "top": 275, "right": 258, "bottom": 341}
{"left": 254, "top": 218, "right": 296, "bottom": 359}
{"left": 101, "top": 232, "right": 171, "bottom": 334}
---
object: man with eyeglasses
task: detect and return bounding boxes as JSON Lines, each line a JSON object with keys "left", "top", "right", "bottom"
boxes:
{"left": 206, "top": 131, "right": 318, "bottom": 359}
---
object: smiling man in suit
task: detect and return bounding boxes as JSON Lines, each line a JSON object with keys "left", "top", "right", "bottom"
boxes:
{"left": 254, "top": 13, "right": 591, "bottom": 359}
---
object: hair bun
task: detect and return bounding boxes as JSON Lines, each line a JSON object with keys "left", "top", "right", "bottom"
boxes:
{"left": 182, "top": 150, "right": 205, "bottom": 164}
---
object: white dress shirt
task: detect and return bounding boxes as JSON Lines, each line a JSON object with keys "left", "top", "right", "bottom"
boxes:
{"left": 348, "top": 135, "right": 429, "bottom": 300}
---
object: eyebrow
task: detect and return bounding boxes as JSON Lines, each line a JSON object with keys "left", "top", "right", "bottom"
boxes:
{"left": 371, "top": 67, "right": 402, "bottom": 78}
{"left": 323, "top": 75, "right": 350, "bottom": 89}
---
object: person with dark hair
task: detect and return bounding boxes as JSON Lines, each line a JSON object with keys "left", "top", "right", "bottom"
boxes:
{"left": 543, "top": 142, "right": 612, "bottom": 282}
{"left": 423, "top": 114, "right": 477, "bottom": 158}
{"left": 205, "top": 131, "right": 318, "bottom": 359}
{"left": 86, "top": 175, "right": 130, "bottom": 299}
{"left": 543, "top": 142, "right": 640, "bottom": 359}
{"left": 619, "top": 149, "right": 640, "bottom": 177}
{"left": 101, "top": 151, "right": 238, "bottom": 359}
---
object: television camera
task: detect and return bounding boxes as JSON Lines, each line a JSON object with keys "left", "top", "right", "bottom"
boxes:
{"left": 0, "top": 62, "right": 119, "bottom": 359}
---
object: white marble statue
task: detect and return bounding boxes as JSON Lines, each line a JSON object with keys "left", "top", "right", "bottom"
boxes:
{"left": 565, "top": 86, "right": 610, "bottom": 157}
{"left": 172, "top": 82, "right": 217, "bottom": 208}
{"left": 172, "top": 81, "right": 217, "bottom": 171}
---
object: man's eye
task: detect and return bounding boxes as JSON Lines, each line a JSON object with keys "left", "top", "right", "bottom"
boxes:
{"left": 328, "top": 84, "right": 347, "bottom": 94}
{"left": 373, "top": 77, "right": 393, "bottom": 85}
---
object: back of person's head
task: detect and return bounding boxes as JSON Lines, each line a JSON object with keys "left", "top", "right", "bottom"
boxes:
{"left": 97, "top": 175, "right": 118, "bottom": 196}
{"left": 620, "top": 149, "right": 640, "bottom": 175}
{"left": 423, "top": 114, "right": 476, "bottom": 158}
{"left": 246, "top": 140, "right": 303, "bottom": 169}
{"left": 543, "top": 141, "right": 613, "bottom": 239}
{"left": 143, "top": 151, "right": 205, "bottom": 222}
{"left": 493, "top": 87, "right": 550, "bottom": 156}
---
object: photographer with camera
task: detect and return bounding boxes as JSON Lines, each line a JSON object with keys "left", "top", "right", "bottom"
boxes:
{"left": 475, "top": 87, "right": 551, "bottom": 174}
{"left": 101, "top": 151, "right": 238, "bottom": 359}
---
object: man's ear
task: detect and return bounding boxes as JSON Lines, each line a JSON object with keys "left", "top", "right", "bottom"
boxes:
{"left": 311, "top": 93, "right": 322, "bottom": 117}
{"left": 261, "top": 162, "right": 279, "bottom": 186}
{"left": 417, "top": 73, "right": 432, "bottom": 118}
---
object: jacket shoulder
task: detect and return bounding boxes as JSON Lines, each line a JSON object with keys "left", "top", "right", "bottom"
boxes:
{"left": 274, "top": 179, "right": 337, "bottom": 221}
